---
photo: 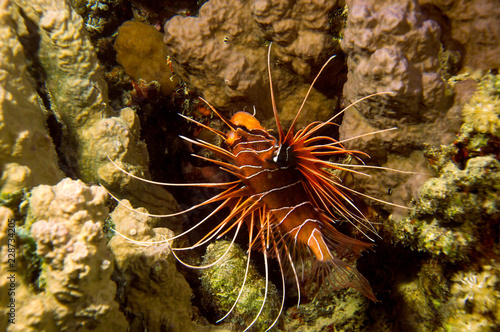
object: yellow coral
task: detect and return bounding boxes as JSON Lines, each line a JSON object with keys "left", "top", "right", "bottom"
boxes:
{"left": 450, "top": 266, "right": 499, "bottom": 314}
{"left": 446, "top": 313, "right": 493, "bottom": 332}
{"left": 462, "top": 72, "right": 500, "bottom": 136}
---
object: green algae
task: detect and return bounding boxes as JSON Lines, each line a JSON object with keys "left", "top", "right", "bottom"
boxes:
{"left": 460, "top": 72, "right": 500, "bottom": 136}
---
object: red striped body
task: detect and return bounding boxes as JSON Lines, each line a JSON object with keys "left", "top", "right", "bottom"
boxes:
{"left": 221, "top": 112, "right": 375, "bottom": 299}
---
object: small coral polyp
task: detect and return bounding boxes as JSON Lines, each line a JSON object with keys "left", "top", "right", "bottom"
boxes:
{"left": 451, "top": 267, "right": 499, "bottom": 314}
{"left": 462, "top": 73, "right": 500, "bottom": 136}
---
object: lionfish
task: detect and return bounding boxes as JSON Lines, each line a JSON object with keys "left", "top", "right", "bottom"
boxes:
{"left": 108, "top": 43, "right": 410, "bottom": 331}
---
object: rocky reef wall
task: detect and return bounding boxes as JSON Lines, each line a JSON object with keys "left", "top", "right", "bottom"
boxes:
{"left": 0, "top": 0, "right": 499, "bottom": 331}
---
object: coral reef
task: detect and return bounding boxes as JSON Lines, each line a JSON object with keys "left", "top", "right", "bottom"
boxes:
{"left": 108, "top": 201, "right": 221, "bottom": 332}
{"left": 200, "top": 240, "right": 281, "bottom": 331}
{"left": 284, "top": 288, "right": 369, "bottom": 331}
{"left": 71, "top": 0, "right": 122, "bottom": 35}
{"left": 0, "top": 177, "right": 221, "bottom": 331}
{"left": 390, "top": 260, "right": 448, "bottom": 332}
{"left": 444, "top": 265, "right": 500, "bottom": 331}
{"left": 15, "top": 0, "right": 177, "bottom": 216}
{"left": 250, "top": 0, "right": 344, "bottom": 78}
{"left": 419, "top": 0, "right": 500, "bottom": 71}
{"left": 164, "top": 0, "right": 343, "bottom": 129}
{"left": 0, "top": 2, "right": 215, "bottom": 329}
{"left": 378, "top": 69, "right": 500, "bottom": 332}
{"left": 461, "top": 72, "right": 500, "bottom": 136}
{"left": 114, "top": 20, "right": 180, "bottom": 96}
{"left": 387, "top": 71, "right": 500, "bottom": 263}
{"left": 339, "top": 0, "right": 500, "bottom": 214}
{"left": 387, "top": 150, "right": 500, "bottom": 262}
{"left": 339, "top": 0, "right": 461, "bottom": 212}
{"left": 1, "top": 0, "right": 499, "bottom": 330}
{"left": 0, "top": 0, "right": 63, "bottom": 202}
{"left": 0, "top": 179, "right": 127, "bottom": 331}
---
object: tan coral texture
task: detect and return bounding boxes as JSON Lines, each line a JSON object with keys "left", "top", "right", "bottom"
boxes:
{"left": 338, "top": 0, "right": 462, "bottom": 213}
{"left": 1, "top": 179, "right": 127, "bottom": 331}
{"left": 108, "top": 201, "right": 220, "bottom": 332}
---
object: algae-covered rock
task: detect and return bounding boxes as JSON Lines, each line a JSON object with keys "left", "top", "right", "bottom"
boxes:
{"left": 378, "top": 70, "right": 500, "bottom": 332}
{"left": 284, "top": 288, "right": 369, "bottom": 332}
{"left": 388, "top": 155, "right": 500, "bottom": 261}
{"left": 2, "top": 178, "right": 127, "bottom": 332}
{"left": 200, "top": 240, "right": 282, "bottom": 331}
{"left": 385, "top": 73, "right": 500, "bottom": 262}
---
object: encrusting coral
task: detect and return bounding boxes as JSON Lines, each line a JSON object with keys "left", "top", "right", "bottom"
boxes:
{"left": 419, "top": 0, "right": 500, "bottom": 71}
{"left": 388, "top": 153, "right": 500, "bottom": 262}
{"left": 2, "top": 0, "right": 500, "bottom": 330}
{"left": 381, "top": 69, "right": 500, "bottom": 331}
{"left": 0, "top": 179, "right": 127, "bottom": 331}
{"left": 338, "top": 1, "right": 500, "bottom": 216}
{"left": 0, "top": 0, "right": 215, "bottom": 330}
{"left": 108, "top": 201, "right": 224, "bottom": 332}
{"left": 0, "top": 0, "right": 63, "bottom": 203}
{"left": 0, "top": 177, "right": 221, "bottom": 331}
{"left": 338, "top": 0, "right": 461, "bottom": 213}
{"left": 386, "top": 71, "right": 500, "bottom": 263}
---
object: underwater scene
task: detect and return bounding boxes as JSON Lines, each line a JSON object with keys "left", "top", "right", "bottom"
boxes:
{"left": 0, "top": 0, "right": 499, "bottom": 331}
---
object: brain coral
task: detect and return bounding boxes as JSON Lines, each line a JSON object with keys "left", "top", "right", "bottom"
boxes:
{"left": 164, "top": 0, "right": 344, "bottom": 129}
